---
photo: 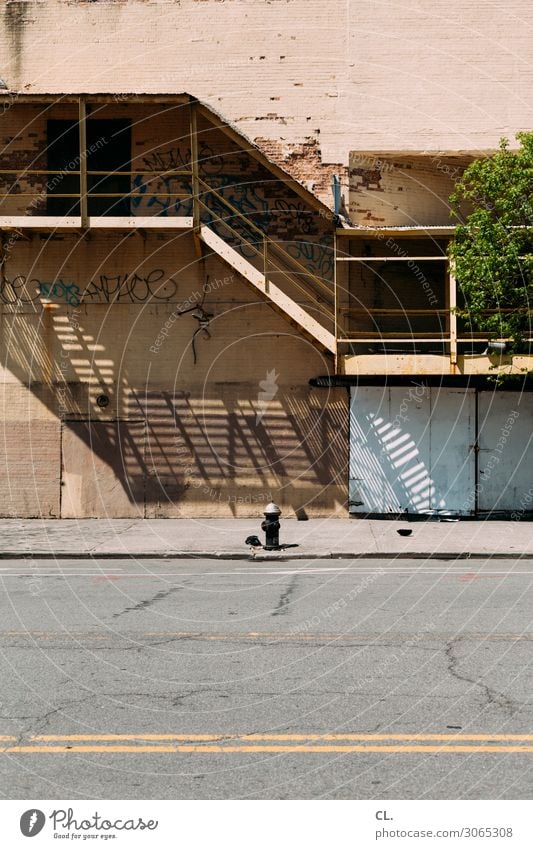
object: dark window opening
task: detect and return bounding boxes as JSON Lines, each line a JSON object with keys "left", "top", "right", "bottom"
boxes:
{"left": 347, "top": 239, "right": 449, "bottom": 355}
{"left": 47, "top": 119, "right": 132, "bottom": 216}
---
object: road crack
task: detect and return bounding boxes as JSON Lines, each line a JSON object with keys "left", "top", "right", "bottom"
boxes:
{"left": 112, "top": 584, "right": 187, "bottom": 618}
{"left": 272, "top": 575, "right": 298, "bottom": 617}
{"left": 445, "top": 638, "right": 518, "bottom": 716}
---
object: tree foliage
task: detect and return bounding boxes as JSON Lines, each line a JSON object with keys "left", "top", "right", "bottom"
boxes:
{"left": 449, "top": 132, "right": 533, "bottom": 361}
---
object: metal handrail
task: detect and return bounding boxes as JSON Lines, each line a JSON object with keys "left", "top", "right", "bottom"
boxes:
{"left": 339, "top": 337, "right": 533, "bottom": 344}
{"left": 345, "top": 308, "right": 533, "bottom": 316}
{"left": 198, "top": 198, "right": 262, "bottom": 257}
{"left": 266, "top": 238, "right": 334, "bottom": 298}
{"left": 198, "top": 198, "right": 335, "bottom": 322}
{"left": 339, "top": 338, "right": 451, "bottom": 343}
{"left": 197, "top": 175, "right": 334, "bottom": 300}
{"left": 339, "top": 332, "right": 533, "bottom": 339}
{"left": 265, "top": 250, "right": 335, "bottom": 322}
{"left": 345, "top": 308, "right": 450, "bottom": 316}
{"left": 197, "top": 176, "right": 266, "bottom": 239}
{"left": 0, "top": 169, "right": 192, "bottom": 177}
{"left": 0, "top": 191, "right": 192, "bottom": 199}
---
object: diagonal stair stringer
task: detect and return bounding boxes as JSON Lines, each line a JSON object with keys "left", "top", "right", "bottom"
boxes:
{"left": 199, "top": 225, "right": 336, "bottom": 354}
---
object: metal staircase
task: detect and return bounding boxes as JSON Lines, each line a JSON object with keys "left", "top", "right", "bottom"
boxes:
{"left": 195, "top": 176, "right": 336, "bottom": 354}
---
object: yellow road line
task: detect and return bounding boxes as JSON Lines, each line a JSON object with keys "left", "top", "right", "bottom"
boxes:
{"left": 4, "top": 744, "right": 533, "bottom": 754}
{"left": 31, "top": 733, "right": 533, "bottom": 742}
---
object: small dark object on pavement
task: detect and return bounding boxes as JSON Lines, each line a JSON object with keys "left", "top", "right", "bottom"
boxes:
{"left": 245, "top": 535, "right": 262, "bottom": 548}
{"left": 397, "top": 528, "right": 413, "bottom": 536}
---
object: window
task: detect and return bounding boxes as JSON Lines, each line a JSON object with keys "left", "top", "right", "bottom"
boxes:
{"left": 47, "top": 118, "right": 132, "bottom": 216}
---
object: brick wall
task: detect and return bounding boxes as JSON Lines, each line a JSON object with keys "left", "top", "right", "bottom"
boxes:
{"left": 2, "top": 0, "right": 531, "bottom": 206}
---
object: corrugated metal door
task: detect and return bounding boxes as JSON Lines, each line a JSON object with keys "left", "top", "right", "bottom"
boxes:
{"left": 477, "top": 392, "right": 533, "bottom": 514}
{"left": 430, "top": 387, "right": 475, "bottom": 514}
{"left": 349, "top": 386, "right": 475, "bottom": 515}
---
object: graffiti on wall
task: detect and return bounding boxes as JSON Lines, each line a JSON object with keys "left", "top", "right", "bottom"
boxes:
{"left": 0, "top": 138, "right": 334, "bottom": 306}
{"left": 0, "top": 269, "right": 180, "bottom": 306}
{"left": 286, "top": 237, "right": 334, "bottom": 282}
{"left": 128, "top": 140, "right": 334, "bottom": 282}
{"left": 131, "top": 144, "right": 321, "bottom": 235}
{"left": 83, "top": 269, "right": 179, "bottom": 303}
{"left": 200, "top": 175, "right": 329, "bottom": 276}
{"left": 201, "top": 179, "right": 319, "bottom": 238}
{"left": 0, "top": 276, "right": 41, "bottom": 305}
{"left": 38, "top": 280, "right": 82, "bottom": 306}
{"left": 131, "top": 143, "right": 225, "bottom": 217}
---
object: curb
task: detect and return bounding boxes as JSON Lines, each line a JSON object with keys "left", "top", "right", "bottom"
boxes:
{"left": 0, "top": 551, "right": 528, "bottom": 561}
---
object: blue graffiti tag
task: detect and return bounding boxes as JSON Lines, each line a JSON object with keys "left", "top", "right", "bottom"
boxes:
{"left": 38, "top": 280, "right": 82, "bottom": 306}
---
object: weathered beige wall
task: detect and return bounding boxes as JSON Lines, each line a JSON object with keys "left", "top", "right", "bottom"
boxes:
{"left": 0, "top": 231, "right": 348, "bottom": 518}
{"left": 2, "top": 0, "right": 532, "bottom": 206}
{"left": 0, "top": 101, "right": 193, "bottom": 215}
{"left": 0, "top": 100, "right": 336, "bottom": 254}
{"left": 349, "top": 154, "right": 475, "bottom": 227}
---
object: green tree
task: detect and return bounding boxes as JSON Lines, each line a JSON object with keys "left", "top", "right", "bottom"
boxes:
{"left": 449, "top": 132, "right": 533, "bottom": 372}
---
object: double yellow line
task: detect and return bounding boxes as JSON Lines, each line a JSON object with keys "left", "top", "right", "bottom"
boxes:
{"left": 2, "top": 734, "right": 533, "bottom": 754}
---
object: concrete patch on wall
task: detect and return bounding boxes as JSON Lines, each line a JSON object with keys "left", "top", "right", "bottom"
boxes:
{"left": 61, "top": 420, "right": 146, "bottom": 519}
{"left": 349, "top": 153, "right": 477, "bottom": 226}
{"left": 0, "top": 396, "right": 61, "bottom": 518}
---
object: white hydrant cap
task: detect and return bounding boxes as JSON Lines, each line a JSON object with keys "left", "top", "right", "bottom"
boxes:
{"left": 264, "top": 502, "right": 281, "bottom": 515}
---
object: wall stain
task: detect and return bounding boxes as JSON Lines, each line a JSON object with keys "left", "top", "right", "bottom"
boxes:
{"left": 4, "top": 1, "right": 29, "bottom": 86}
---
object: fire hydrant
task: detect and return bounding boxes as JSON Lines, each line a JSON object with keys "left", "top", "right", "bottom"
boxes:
{"left": 244, "top": 502, "right": 298, "bottom": 554}
{"left": 261, "top": 502, "right": 282, "bottom": 550}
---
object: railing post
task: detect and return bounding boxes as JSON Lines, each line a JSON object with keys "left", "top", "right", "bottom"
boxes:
{"left": 334, "top": 232, "right": 338, "bottom": 367}
{"left": 263, "top": 236, "right": 269, "bottom": 293}
{"left": 78, "top": 97, "right": 88, "bottom": 227}
{"left": 334, "top": 231, "right": 350, "bottom": 366}
{"left": 449, "top": 257, "right": 457, "bottom": 366}
{"left": 190, "top": 100, "right": 200, "bottom": 231}
{"left": 0, "top": 232, "right": 5, "bottom": 289}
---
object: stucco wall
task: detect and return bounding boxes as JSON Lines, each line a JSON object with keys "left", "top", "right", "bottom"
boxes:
{"left": 2, "top": 0, "right": 532, "bottom": 206}
{"left": 0, "top": 230, "right": 348, "bottom": 518}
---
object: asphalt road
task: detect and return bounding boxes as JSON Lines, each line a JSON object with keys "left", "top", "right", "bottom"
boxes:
{"left": 0, "top": 556, "right": 532, "bottom": 800}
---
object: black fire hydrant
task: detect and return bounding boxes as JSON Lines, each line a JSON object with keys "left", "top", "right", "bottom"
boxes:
{"left": 244, "top": 502, "right": 298, "bottom": 554}
{"left": 261, "top": 502, "right": 282, "bottom": 550}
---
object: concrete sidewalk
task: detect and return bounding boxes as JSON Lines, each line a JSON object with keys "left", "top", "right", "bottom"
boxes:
{"left": 0, "top": 517, "right": 531, "bottom": 559}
